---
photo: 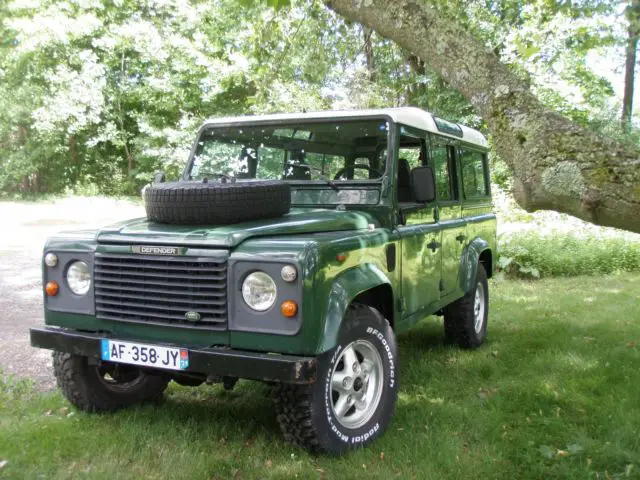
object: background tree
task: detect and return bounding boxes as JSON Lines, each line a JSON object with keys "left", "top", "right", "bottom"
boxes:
{"left": 622, "top": 0, "right": 640, "bottom": 133}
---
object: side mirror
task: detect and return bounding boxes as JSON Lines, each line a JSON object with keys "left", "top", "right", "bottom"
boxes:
{"left": 411, "top": 166, "right": 436, "bottom": 203}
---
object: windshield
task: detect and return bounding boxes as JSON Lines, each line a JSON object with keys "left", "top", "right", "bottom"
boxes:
{"left": 188, "top": 120, "right": 389, "bottom": 185}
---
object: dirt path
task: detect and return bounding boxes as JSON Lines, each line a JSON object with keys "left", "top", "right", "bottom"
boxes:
{"left": 0, "top": 198, "right": 144, "bottom": 390}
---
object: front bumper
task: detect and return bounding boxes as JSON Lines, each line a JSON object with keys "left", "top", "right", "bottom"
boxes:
{"left": 30, "top": 327, "right": 317, "bottom": 384}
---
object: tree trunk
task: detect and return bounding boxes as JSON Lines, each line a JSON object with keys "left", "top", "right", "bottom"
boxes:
{"left": 622, "top": 0, "right": 640, "bottom": 133}
{"left": 324, "top": 0, "right": 640, "bottom": 234}
{"left": 363, "top": 26, "right": 376, "bottom": 82}
{"left": 406, "top": 53, "right": 428, "bottom": 108}
{"left": 33, "top": 171, "right": 41, "bottom": 193}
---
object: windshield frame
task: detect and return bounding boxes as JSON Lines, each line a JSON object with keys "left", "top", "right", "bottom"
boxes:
{"left": 181, "top": 115, "right": 394, "bottom": 188}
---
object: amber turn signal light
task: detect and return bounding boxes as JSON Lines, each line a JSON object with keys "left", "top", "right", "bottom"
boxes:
{"left": 45, "top": 281, "right": 59, "bottom": 297}
{"left": 281, "top": 300, "right": 298, "bottom": 318}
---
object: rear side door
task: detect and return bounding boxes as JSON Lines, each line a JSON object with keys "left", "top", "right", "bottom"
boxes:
{"left": 429, "top": 136, "right": 466, "bottom": 297}
{"left": 458, "top": 147, "right": 493, "bottom": 257}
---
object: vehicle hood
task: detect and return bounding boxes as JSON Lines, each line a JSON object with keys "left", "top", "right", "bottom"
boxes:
{"left": 97, "top": 208, "right": 377, "bottom": 248}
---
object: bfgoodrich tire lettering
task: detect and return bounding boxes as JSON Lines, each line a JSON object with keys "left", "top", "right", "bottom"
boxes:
{"left": 274, "top": 304, "right": 398, "bottom": 454}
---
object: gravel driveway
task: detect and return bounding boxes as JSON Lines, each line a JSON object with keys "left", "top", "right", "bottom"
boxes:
{"left": 0, "top": 197, "right": 144, "bottom": 390}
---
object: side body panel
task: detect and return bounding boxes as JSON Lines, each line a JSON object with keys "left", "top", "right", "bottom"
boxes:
{"left": 438, "top": 206, "right": 466, "bottom": 295}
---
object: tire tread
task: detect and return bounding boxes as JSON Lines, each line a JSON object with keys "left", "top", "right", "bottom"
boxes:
{"left": 273, "top": 304, "right": 393, "bottom": 453}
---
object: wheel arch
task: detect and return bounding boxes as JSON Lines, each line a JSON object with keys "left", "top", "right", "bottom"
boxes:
{"left": 459, "top": 238, "right": 493, "bottom": 293}
{"left": 316, "top": 263, "right": 394, "bottom": 353}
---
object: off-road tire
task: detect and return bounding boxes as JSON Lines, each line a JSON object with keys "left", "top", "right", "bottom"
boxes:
{"left": 144, "top": 180, "right": 291, "bottom": 225}
{"left": 274, "top": 304, "right": 398, "bottom": 454}
{"left": 444, "top": 263, "right": 489, "bottom": 349}
{"left": 53, "top": 352, "right": 169, "bottom": 412}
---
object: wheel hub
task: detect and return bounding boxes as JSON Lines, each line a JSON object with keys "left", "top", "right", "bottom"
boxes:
{"left": 329, "top": 340, "right": 384, "bottom": 429}
{"left": 473, "top": 281, "right": 485, "bottom": 334}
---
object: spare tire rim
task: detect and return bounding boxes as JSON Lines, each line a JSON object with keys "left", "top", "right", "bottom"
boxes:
{"left": 330, "top": 340, "right": 384, "bottom": 430}
{"left": 95, "top": 362, "right": 145, "bottom": 392}
{"left": 474, "top": 281, "right": 485, "bottom": 334}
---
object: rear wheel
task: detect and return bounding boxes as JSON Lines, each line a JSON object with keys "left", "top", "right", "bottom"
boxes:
{"left": 53, "top": 352, "right": 169, "bottom": 412}
{"left": 444, "top": 263, "right": 489, "bottom": 349}
{"left": 274, "top": 304, "right": 398, "bottom": 454}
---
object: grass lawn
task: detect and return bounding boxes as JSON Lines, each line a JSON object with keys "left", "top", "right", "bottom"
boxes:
{"left": 1, "top": 274, "right": 639, "bottom": 479}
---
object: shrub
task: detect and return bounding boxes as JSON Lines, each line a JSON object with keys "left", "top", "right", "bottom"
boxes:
{"left": 497, "top": 232, "right": 640, "bottom": 278}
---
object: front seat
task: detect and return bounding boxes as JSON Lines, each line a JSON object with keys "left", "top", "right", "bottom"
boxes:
{"left": 397, "top": 158, "right": 413, "bottom": 202}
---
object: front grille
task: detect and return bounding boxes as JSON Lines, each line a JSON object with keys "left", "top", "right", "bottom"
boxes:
{"left": 94, "top": 252, "right": 228, "bottom": 329}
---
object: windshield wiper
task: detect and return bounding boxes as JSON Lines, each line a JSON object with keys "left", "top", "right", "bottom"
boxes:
{"left": 284, "top": 162, "right": 339, "bottom": 191}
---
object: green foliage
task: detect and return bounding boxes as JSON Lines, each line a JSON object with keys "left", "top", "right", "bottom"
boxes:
{"left": 498, "top": 232, "right": 640, "bottom": 278}
{"left": 0, "top": 0, "right": 638, "bottom": 197}
{"left": 0, "top": 0, "right": 360, "bottom": 196}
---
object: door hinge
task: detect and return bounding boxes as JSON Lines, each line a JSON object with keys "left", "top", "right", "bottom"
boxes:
{"left": 386, "top": 243, "right": 396, "bottom": 272}
{"left": 439, "top": 279, "right": 445, "bottom": 292}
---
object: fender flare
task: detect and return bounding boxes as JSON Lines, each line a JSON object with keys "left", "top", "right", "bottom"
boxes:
{"left": 459, "top": 237, "right": 492, "bottom": 293}
{"left": 316, "top": 263, "right": 392, "bottom": 353}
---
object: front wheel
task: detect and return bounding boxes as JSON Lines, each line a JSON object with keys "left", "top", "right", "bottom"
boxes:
{"left": 274, "top": 304, "right": 398, "bottom": 454}
{"left": 444, "top": 263, "right": 489, "bottom": 349}
{"left": 53, "top": 352, "right": 169, "bottom": 412}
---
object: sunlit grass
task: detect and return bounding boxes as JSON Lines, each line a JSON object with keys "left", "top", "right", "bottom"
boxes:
{"left": 1, "top": 274, "right": 639, "bottom": 479}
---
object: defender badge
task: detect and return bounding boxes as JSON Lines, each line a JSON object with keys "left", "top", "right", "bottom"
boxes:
{"left": 131, "top": 245, "right": 180, "bottom": 255}
{"left": 185, "top": 311, "right": 201, "bottom": 322}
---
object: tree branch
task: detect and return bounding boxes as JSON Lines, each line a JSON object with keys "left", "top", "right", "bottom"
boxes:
{"left": 323, "top": 0, "right": 640, "bottom": 233}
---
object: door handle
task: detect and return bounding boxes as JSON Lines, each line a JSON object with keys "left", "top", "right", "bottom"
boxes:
{"left": 455, "top": 234, "right": 466, "bottom": 243}
{"left": 427, "top": 240, "right": 441, "bottom": 252}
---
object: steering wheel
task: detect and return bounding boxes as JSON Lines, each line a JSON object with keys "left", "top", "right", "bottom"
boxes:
{"left": 333, "top": 164, "right": 382, "bottom": 180}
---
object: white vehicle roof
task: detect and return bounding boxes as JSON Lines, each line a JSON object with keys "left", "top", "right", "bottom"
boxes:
{"left": 202, "top": 107, "right": 488, "bottom": 149}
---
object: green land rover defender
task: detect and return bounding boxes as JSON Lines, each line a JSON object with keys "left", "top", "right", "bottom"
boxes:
{"left": 31, "top": 107, "right": 496, "bottom": 454}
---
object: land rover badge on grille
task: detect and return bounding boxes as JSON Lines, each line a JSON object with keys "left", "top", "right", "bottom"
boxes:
{"left": 184, "top": 311, "right": 201, "bottom": 322}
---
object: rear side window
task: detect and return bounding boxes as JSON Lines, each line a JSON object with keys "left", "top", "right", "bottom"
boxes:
{"left": 459, "top": 150, "right": 488, "bottom": 198}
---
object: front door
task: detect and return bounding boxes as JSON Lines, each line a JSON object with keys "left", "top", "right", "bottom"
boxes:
{"left": 395, "top": 126, "right": 441, "bottom": 318}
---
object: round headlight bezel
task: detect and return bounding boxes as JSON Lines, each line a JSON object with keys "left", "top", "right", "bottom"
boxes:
{"left": 66, "top": 260, "right": 91, "bottom": 296}
{"left": 241, "top": 271, "right": 277, "bottom": 312}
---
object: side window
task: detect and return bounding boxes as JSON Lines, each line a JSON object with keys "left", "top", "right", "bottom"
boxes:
{"left": 398, "top": 147, "right": 422, "bottom": 169}
{"left": 459, "top": 150, "right": 488, "bottom": 198}
{"left": 431, "top": 142, "right": 455, "bottom": 201}
{"left": 397, "top": 127, "right": 427, "bottom": 203}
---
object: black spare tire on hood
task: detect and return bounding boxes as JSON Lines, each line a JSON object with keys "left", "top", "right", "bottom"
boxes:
{"left": 144, "top": 180, "right": 291, "bottom": 225}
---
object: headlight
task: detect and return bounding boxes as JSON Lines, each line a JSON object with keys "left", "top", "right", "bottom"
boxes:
{"left": 242, "top": 271, "right": 277, "bottom": 311}
{"left": 66, "top": 261, "right": 91, "bottom": 295}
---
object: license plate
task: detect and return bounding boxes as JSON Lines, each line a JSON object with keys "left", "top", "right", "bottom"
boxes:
{"left": 100, "top": 339, "right": 189, "bottom": 371}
